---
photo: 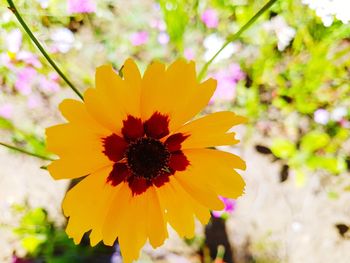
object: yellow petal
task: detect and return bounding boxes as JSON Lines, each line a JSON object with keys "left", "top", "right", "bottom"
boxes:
{"left": 140, "top": 59, "right": 216, "bottom": 131}
{"left": 146, "top": 187, "right": 168, "bottom": 248}
{"left": 58, "top": 99, "right": 110, "bottom": 134}
{"left": 118, "top": 193, "right": 148, "bottom": 263}
{"left": 156, "top": 178, "right": 195, "bottom": 238}
{"left": 103, "top": 184, "right": 148, "bottom": 263}
{"left": 102, "top": 183, "right": 131, "bottom": 245}
{"left": 183, "top": 149, "right": 246, "bottom": 199}
{"left": 171, "top": 176, "right": 213, "bottom": 225}
{"left": 176, "top": 111, "right": 247, "bottom": 149}
{"left": 122, "top": 59, "right": 142, "bottom": 117}
{"left": 46, "top": 124, "right": 111, "bottom": 179}
{"left": 63, "top": 167, "right": 114, "bottom": 244}
{"left": 84, "top": 88, "right": 124, "bottom": 134}
{"left": 174, "top": 173, "right": 224, "bottom": 211}
{"left": 84, "top": 60, "right": 142, "bottom": 134}
{"left": 140, "top": 61, "right": 167, "bottom": 120}
{"left": 169, "top": 77, "right": 217, "bottom": 131}
{"left": 46, "top": 123, "right": 107, "bottom": 156}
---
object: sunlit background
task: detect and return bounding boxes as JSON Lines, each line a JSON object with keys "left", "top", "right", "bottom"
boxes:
{"left": 1, "top": 0, "right": 350, "bottom": 262}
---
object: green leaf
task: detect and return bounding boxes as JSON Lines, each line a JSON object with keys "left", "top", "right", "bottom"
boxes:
{"left": 307, "top": 156, "right": 346, "bottom": 174}
{"left": 270, "top": 138, "right": 296, "bottom": 159}
{"left": 300, "top": 131, "right": 330, "bottom": 153}
{"left": 21, "top": 208, "right": 47, "bottom": 226}
{"left": 327, "top": 191, "right": 339, "bottom": 200}
{"left": 21, "top": 234, "right": 46, "bottom": 254}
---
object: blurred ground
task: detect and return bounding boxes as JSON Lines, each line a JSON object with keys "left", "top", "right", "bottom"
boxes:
{"left": 1, "top": 132, "right": 350, "bottom": 263}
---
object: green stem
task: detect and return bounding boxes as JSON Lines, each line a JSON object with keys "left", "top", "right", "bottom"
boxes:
{"left": 7, "top": 0, "right": 84, "bottom": 100}
{"left": 197, "top": 0, "right": 278, "bottom": 81}
{"left": 0, "top": 142, "right": 55, "bottom": 161}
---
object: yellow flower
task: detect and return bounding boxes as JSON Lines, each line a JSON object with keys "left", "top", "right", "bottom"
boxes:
{"left": 46, "top": 58, "right": 246, "bottom": 263}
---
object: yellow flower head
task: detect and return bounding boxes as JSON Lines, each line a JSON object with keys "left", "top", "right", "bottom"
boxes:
{"left": 46, "top": 58, "right": 246, "bottom": 263}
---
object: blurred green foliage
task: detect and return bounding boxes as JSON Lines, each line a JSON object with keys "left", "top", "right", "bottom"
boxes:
{"left": 11, "top": 204, "right": 113, "bottom": 262}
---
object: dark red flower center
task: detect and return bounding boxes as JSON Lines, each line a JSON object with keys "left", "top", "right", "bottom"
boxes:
{"left": 102, "top": 112, "right": 190, "bottom": 195}
{"left": 126, "top": 137, "right": 170, "bottom": 180}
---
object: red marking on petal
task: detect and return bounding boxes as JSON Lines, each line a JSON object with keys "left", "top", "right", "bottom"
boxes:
{"left": 169, "top": 151, "right": 190, "bottom": 171}
{"left": 152, "top": 173, "right": 170, "bottom": 187}
{"left": 128, "top": 176, "right": 150, "bottom": 195}
{"left": 107, "top": 163, "right": 130, "bottom": 186}
{"left": 144, "top": 112, "right": 170, "bottom": 139}
{"left": 165, "top": 133, "right": 190, "bottom": 152}
{"left": 103, "top": 134, "right": 128, "bottom": 162}
{"left": 122, "top": 115, "right": 144, "bottom": 141}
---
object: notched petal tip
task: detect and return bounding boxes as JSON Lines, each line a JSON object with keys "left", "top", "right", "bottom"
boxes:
{"left": 123, "top": 58, "right": 141, "bottom": 79}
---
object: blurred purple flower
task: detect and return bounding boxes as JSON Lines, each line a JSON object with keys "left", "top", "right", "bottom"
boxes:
{"left": 0, "top": 104, "right": 13, "bottom": 119}
{"left": 130, "top": 31, "right": 149, "bottom": 46}
{"left": 6, "top": 29, "right": 22, "bottom": 53}
{"left": 15, "top": 67, "right": 36, "bottom": 95}
{"left": 17, "top": 51, "right": 42, "bottom": 68}
{"left": 211, "top": 63, "right": 245, "bottom": 103}
{"left": 212, "top": 197, "right": 236, "bottom": 218}
{"left": 67, "top": 0, "right": 96, "bottom": 14}
{"left": 184, "top": 48, "right": 195, "bottom": 60}
{"left": 314, "top": 109, "right": 330, "bottom": 125}
{"left": 158, "top": 32, "right": 169, "bottom": 45}
{"left": 201, "top": 8, "right": 219, "bottom": 29}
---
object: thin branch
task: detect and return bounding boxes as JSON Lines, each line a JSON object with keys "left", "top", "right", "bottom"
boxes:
{"left": 197, "top": 0, "right": 278, "bottom": 81}
{"left": 0, "top": 142, "right": 55, "bottom": 161}
{"left": 7, "top": 0, "right": 84, "bottom": 100}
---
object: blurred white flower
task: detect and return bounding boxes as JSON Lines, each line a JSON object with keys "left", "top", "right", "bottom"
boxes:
{"left": 36, "top": 0, "right": 49, "bottom": 9}
{"left": 331, "top": 107, "right": 347, "bottom": 121}
{"left": 158, "top": 32, "right": 169, "bottom": 45}
{"left": 203, "top": 34, "right": 238, "bottom": 62}
{"left": 264, "top": 16, "right": 296, "bottom": 51}
{"left": 6, "top": 29, "right": 22, "bottom": 53}
{"left": 302, "top": 0, "right": 350, "bottom": 27}
{"left": 50, "top": 28, "right": 75, "bottom": 53}
{"left": 314, "top": 109, "right": 330, "bottom": 125}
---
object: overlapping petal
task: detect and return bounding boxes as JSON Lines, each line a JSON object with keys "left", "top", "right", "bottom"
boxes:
{"left": 46, "top": 58, "right": 247, "bottom": 263}
{"left": 141, "top": 59, "right": 217, "bottom": 131}
{"left": 176, "top": 111, "right": 247, "bottom": 149}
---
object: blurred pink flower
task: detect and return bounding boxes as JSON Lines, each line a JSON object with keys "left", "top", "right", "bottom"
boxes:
{"left": 6, "top": 29, "right": 22, "bottom": 53}
{"left": 17, "top": 51, "right": 42, "bottom": 68}
{"left": 158, "top": 32, "right": 169, "bottom": 45}
{"left": 0, "top": 53, "right": 15, "bottom": 70}
{"left": 212, "top": 197, "right": 236, "bottom": 218}
{"left": 67, "top": 0, "right": 96, "bottom": 14}
{"left": 38, "top": 75, "right": 60, "bottom": 93}
{"left": 15, "top": 67, "right": 37, "bottom": 95}
{"left": 49, "top": 72, "right": 59, "bottom": 82}
{"left": 150, "top": 19, "right": 166, "bottom": 31}
{"left": 184, "top": 48, "right": 195, "bottom": 60}
{"left": 201, "top": 8, "right": 219, "bottom": 28}
{"left": 0, "top": 104, "right": 13, "bottom": 119}
{"left": 314, "top": 109, "right": 330, "bottom": 125}
{"left": 211, "top": 63, "right": 245, "bottom": 103}
{"left": 130, "top": 31, "right": 149, "bottom": 46}
{"left": 27, "top": 95, "right": 42, "bottom": 109}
